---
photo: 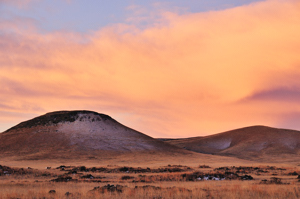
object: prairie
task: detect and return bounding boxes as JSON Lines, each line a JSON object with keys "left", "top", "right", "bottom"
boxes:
{"left": 1, "top": 159, "right": 300, "bottom": 199}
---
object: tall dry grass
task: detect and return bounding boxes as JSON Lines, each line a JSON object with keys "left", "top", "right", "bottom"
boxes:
{"left": 1, "top": 180, "right": 300, "bottom": 199}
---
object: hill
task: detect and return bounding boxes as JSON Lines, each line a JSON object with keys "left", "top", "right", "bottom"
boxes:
{"left": 0, "top": 110, "right": 186, "bottom": 160}
{"left": 164, "top": 126, "right": 300, "bottom": 162}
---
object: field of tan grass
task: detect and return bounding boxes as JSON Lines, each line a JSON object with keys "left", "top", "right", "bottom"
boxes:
{"left": 1, "top": 179, "right": 300, "bottom": 199}
{"left": 1, "top": 160, "right": 300, "bottom": 199}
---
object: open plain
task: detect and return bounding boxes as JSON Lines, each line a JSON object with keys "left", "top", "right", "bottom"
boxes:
{"left": 0, "top": 159, "right": 300, "bottom": 199}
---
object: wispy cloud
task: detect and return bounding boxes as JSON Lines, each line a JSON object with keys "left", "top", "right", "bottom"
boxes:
{"left": 0, "top": 0, "right": 35, "bottom": 8}
{"left": 0, "top": 0, "right": 300, "bottom": 137}
{"left": 243, "top": 87, "right": 300, "bottom": 102}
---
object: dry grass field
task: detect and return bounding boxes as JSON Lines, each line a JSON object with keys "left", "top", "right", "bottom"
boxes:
{"left": 1, "top": 159, "right": 300, "bottom": 199}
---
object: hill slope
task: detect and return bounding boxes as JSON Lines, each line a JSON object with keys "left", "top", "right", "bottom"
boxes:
{"left": 0, "top": 110, "right": 185, "bottom": 160}
{"left": 164, "top": 126, "right": 300, "bottom": 161}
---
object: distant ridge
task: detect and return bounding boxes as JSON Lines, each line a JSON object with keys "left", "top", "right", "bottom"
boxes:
{"left": 0, "top": 110, "right": 186, "bottom": 160}
{"left": 163, "top": 125, "right": 300, "bottom": 161}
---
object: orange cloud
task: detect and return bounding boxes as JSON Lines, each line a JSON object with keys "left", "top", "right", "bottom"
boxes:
{"left": 1, "top": 0, "right": 300, "bottom": 137}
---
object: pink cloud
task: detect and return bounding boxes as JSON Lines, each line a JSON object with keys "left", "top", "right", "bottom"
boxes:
{"left": 0, "top": 0, "right": 300, "bottom": 137}
{"left": 0, "top": 0, "right": 35, "bottom": 7}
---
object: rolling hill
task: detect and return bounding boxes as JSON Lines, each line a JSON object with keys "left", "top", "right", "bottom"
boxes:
{"left": 0, "top": 110, "right": 186, "bottom": 160}
{"left": 163, "top": 126, "right": 300, "bottom": 161}
{"left": 2, "top": 111, "right": 298, "bottom": 163}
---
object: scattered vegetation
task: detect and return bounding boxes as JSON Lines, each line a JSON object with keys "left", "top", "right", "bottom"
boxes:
{"left": 56, "top": 165, "right": 192, "bottom": 173}
{"left": 1, "top": 164, "right": 300, "bottom": 199}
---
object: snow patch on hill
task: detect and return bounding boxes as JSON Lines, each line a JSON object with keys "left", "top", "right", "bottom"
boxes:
{"left": 57, "top": 113, "right": 157, "bottom": 151}
{"left": 206, "top": 139, "right": 231, "bottom": 150}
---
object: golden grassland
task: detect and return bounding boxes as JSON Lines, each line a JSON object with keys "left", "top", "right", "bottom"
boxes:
{"left": 1, "top": 160, "right": 300, "bottom": 199}
{"left": 1, "top": 180, "right": 300, "bottom": 199}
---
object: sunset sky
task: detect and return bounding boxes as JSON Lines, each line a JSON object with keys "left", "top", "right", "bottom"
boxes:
{"left": 1, "top": 0, "right": 300, "bottom": 138}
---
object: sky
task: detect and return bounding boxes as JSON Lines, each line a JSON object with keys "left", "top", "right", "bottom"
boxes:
{"left": 1, "top": 0, "right": 300, "bottom": 138}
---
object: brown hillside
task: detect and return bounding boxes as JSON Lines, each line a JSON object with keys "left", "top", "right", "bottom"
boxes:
{"left": 164, "top": 126, "right": 300, "bottom": 162}
{"left": 0, "top": 111, "right": 187, "bottom": 160}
